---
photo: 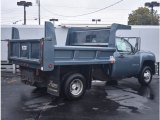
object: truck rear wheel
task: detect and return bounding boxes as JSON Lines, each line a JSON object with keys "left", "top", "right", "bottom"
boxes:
{"left": 138, "top": 66, "right": 153, "bottom": 86}
{"left": 63, "top": 73, "right": 86, "bottom": 100}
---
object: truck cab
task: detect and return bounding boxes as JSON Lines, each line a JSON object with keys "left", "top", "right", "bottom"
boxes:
{"left": 111, "top": 37, "right": 155, "bottom": 86}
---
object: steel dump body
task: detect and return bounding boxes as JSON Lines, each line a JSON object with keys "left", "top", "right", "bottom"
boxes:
{"left": 8, "top": 22, "right": 130, "bottom": 71}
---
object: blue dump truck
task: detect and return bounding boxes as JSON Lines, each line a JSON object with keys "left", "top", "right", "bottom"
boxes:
{"left": 8, "top": 22, "right": 155, "bottom": 100}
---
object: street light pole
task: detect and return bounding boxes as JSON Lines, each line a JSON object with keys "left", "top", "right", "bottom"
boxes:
{"left": 24, "top": 5, "right": 26, "bottom": 25}
{"left": 49, "top": 18, "right": 58, "bottom": 25}
{"left": 145, "top": 1, "right": 160, "bottom": 24}
{"left": 92, "top": 19, "right": 101, "bottom": 24}
{"left": 17, "top": 1, "right": 32, "bottom": 25}
{"left": 36, "top": 0, "right": 41, "bottom": 25}
{"left": 38, "top": 0, "right": 40, "bottom": 25}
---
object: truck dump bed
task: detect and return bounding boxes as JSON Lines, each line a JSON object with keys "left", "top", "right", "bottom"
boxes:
{"left": 8, "top": 22, "right": 131, "bottom": 71}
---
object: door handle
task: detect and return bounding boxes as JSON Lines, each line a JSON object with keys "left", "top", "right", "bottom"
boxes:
{"left": 118, "top": 54, "right": 125, "bottom": 58}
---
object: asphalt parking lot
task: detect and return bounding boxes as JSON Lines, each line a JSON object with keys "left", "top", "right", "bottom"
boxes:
{"left": 1, "top": 72, "right": 159, "bottom": 120}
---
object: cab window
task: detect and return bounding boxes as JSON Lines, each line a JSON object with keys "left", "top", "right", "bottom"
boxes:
{"left": 116, "top": 38, "right": 132, "bottom": 53}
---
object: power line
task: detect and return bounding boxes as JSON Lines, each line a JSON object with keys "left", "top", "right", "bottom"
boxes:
{"left": 41, "top": 4, "right": 130, "bottom": 10}
{"left": 1, "top": 8, "right": 19, "bottom": 12}
{"left": 41, "top": 0, "right": 125, "bottom": 17}
{"left": 0, "top": 18, "right": 38, "bottom": 23}
{"left": 41, "top": 16, "right": 127, "bottom": 21}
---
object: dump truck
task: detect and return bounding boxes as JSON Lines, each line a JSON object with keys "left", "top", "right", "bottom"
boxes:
{"left": 8, "top": 22, "right": 155, "bottom": 100}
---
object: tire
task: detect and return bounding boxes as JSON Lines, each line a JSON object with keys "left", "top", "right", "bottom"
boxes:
{"left": 138, "top": 66, "right": 153, "bottom": 86}
{"left": 63, "top": 73, "right": 86, "bottom": 100}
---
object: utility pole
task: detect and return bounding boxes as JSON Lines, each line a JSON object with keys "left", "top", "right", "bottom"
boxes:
{"left": 36, "top": 0, "right": 41, "bottom": 25}
{"left": 92, "top": 19, "right": 101, "bottom": 24}
{"left": 145, "top": 1, "right": 160, "bottom": 24}
{"left": 17, "top": 1, "right": 32, "bottom": 25}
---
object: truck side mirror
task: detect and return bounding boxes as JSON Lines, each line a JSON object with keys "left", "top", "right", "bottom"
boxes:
{"left": 134, "top": 42, "right": 138, "bottom": 53}
{"left": 132, "top": 47, "right": 136, "bottom": 53}
{"left": 134, "top": 37, "right": 141, "bottom": 52}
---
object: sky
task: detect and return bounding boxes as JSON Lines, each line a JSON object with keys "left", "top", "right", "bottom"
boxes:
{"left": 1, "top": 0, "right": 160, "bottom": 25}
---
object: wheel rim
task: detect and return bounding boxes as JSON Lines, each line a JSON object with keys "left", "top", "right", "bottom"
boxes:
{"left": 143, "top": 70, "right": 151, "bottom": 83}
{"left": 70, "top": 79, "right": 83, "bottom": 96}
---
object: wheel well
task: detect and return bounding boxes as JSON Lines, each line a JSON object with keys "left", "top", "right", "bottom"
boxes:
{"left": 60, "top": 65, "right": 92, "bottom": 89}
{"left": 142, "top": 60, "right": 155, "bottom": 74}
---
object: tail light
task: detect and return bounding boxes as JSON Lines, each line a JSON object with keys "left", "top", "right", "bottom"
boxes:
{"left": 110, "top": 56, "right": 116, "bottom": 64}
{"left": 40, "top": 40, "right": 44, "bottom": 49}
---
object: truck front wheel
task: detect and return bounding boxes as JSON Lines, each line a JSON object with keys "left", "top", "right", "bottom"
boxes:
{"left": 63, "top": 73, "right": 86, "bottom": 100}
{"left": 138, "top": 66, "right": 153, "bottom": 86}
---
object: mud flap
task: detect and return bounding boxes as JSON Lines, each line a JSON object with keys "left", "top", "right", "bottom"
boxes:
{"left": 47, "top": 66, "right": 60, "bottom": 96}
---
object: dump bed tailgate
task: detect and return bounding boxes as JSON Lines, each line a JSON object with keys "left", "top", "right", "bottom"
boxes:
{"left": 8, "top": 38, "right": 55, "bottom": 71}
{"left": 8, "top": 39, "right": 42, "bottom": 68}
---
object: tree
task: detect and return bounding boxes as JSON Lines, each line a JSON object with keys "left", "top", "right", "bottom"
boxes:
{"left": 128, "top": 7, "right": 159, "bottom": 25}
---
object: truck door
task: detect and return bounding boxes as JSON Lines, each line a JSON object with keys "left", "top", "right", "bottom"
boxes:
{"left": 111, "top": 38, "right": 140, "bottom": 78}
